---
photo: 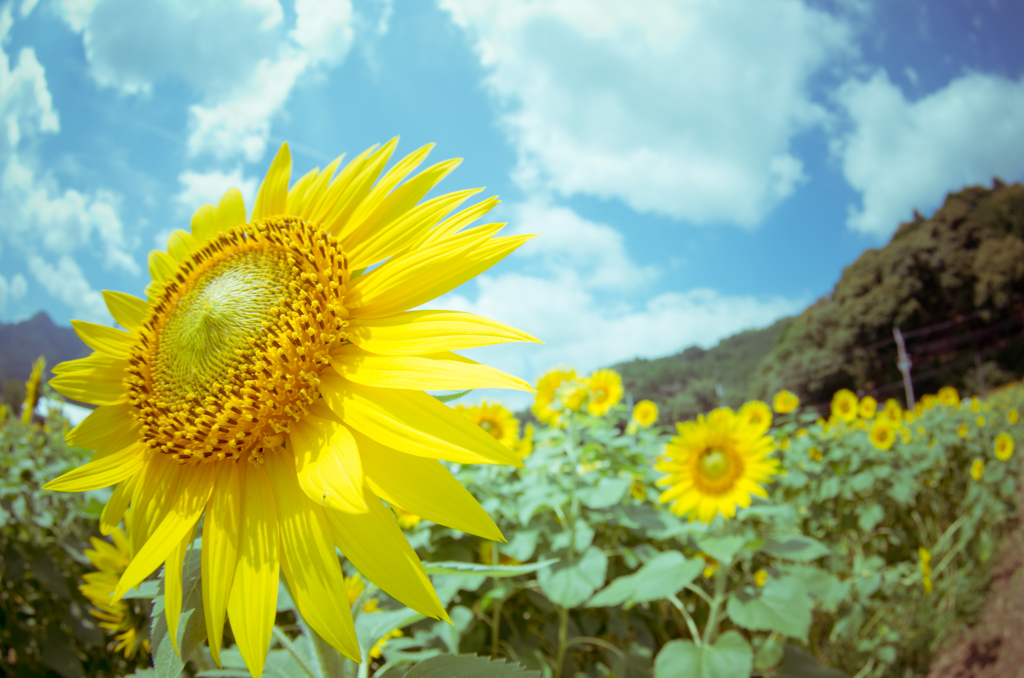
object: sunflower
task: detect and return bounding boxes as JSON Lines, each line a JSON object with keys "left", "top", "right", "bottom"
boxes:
{"left": 831, "top": 389, "right": 858, "bottom": 423}
{"left": 858, "top": 395, "right": 877, "bottom": 419}
{"left": 869, "top": 419, "right": 895, "bottom": 450}
{"left": 631, "top": 399, "right": 659, "bottom": 428}
{"left": 45, "top": 141, "right": 539, "bottom": 676}
{"left": 772, "top": 390, "right": 799, "bottom": 414}
{"left": 995, "top": 432, "right": 1014, "bottom": 461}
{"left": 937, "top": 386, "right": 959, "bottom": 406}
{"left": 738, "top": 401, "right": 772, "bottom": 437}
{"left": 532, "top": 368, "right": 580, "bottom": 425}
{"left": 79, "top": 528, "right": 150, "bottom": 659}
{"left": 586, "top": 369, "right": 623, "bottom": 416}
{"left": 970, "top": 459, "right": 985, "bottom": 480}
{"left": 21, "top": 356, "right": 45, "bottom": 425}
{"left": 456, "top": 400, "right": 519, "bottom": 449}
{"left": 655, "top": 408, "right": 779, "bottom": 522}
{"left": 880, "top": 399, "right": 902, "bottom": 424}
{"left": 918, "top": 547, "right": 933, "bottom": 595}
{"left": 1009, "top": 408, "right": 1019, "bottom": 424}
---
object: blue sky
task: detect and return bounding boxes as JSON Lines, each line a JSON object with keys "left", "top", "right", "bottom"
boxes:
{"left": 2, "top": 0, "right": 1024, "bottom": 409}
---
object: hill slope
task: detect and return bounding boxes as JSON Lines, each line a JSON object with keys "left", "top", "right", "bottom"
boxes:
{"left": 0, "top": 312, "right": 88, "bottom": 409}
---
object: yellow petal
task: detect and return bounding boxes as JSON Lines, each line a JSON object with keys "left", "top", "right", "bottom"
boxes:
{"left": 190, "top": 204, "right": 217, "bottom": 242}
{"left": 65, "top": 402, "right": 140, "bottom": 459}
{"left": 320, "top": 373, "right": 521, "bottom": 467}
{"left": 265, "top": 452, "right": 360, "bottom": 661}
{"left": 49, "top": 369, "right": 126, "bottom": 406}
{"left": 100, "top": 476, "right": 135, "bottom": 535}
{"left": 286, "top": 167, "right": 319, "bottom": 212}
{"left": 289, "top": 416, "right": 367, "bottom": 514}
{"left": 214, "top": 188, "right": 248, "bottom": 234}
{"left": 164, "top": 531, "right": 195, "bottom": 655}
{"left": 355, "top": 430, "right": 503, "bottom": 541}
{"left": 203, "top": 462, "right": 241, "bottom": 668}
{"left": 102, "top": 291, "right": 148, "bottom": 333}
{"left": 290, "top": 155, "right": 343, "bottom": 218}
{"left": 324, "top": 139, "right": 398, "bottom": 239}
{"left": 347, "top": 310, "right": 540, "bottom": 356}
{"left": 114, "top": 463, "right": 214, "bottom": 601}
{"left": 51, "top": 353, "right": 124, "bottom": 375}
{"left": 306, "top": 146, "right": 376, "bottom": 224}
{"left": 420, "top": 195, "right": 501, "bottom": 247}
{"left": 227, "top": 462, "right": 280, "bottom": 678}
{"left": 342, "top": 143, "right": 434, "bottom": 238}
{"left": 252, "top": 143, "right": 291, "bottom": 220}
{"left": 331, "top": 347, "right": 533, "bottom": 393}
{"left": 149, "top": 249, "right": 177, "bottom": 283}
{"left": 325, "top": 486, "right": 447, "bottom": 621}
{"left": 167, "top": 229, "right": 200, "bottom": 262}
{"left": 71, "top": 319, "right": 133, "bottom": 358}
{"left": 347, "top": 233, "right": 533, "bottom": 318}
{"left": 128, "top": 453, "right": 183, "bottom": 554}
{"left": 43, "top": 441, "right": 145, "bottom": 492}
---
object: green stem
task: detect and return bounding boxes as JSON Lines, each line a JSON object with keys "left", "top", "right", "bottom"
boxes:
{"left": 272, "top": 626, "right": 320, "bottom": 678}
{"left": 685, "top": 583, "right": 715, "bottom": 608}
{"left": 702, "top": 566, "right": 728, "bottom": 646}
{"left": 491, "top": 592, "right": 508, "bottom": 658}
{"left": 554, "top": 607, "right": 570, "bottom": 678}
{"left": 668, "top": 595, "right": 702, "bottom": 646}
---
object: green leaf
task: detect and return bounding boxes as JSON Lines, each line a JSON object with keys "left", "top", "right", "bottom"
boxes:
{"left": 297, "top": 614, "right": 348, "bottom": 678}
{"left": 151, "top": 545, "right": 207, "bottom": 678}
{"left": 780, "top": 565, "right": 849, "bottom": 612}
{"left": 755, "top": 634, "right": 785, "bottom": 670}
{"left": 121, "top": 580, "right": 160, "bottom": 599}
{"left": 696, "top": 534, "right": 748, "bottom": 566}
{"left": 777, "top": 644, "right": 849, "bottom": 677}
{"left": 432, "top": 390, "right": 473, "bottom": 404}
{"left": 762, "top": 534, "right": 831, "bottom": 562}
{"left": 857, "top": 503, "right": 885, "bottom": 531}
{"left": 587, "top": 551, "right": 703, "bottom": 608}
{"left": 537, "top": 546, "right": 608, "bottom": 608}
{"left": 405, "top": 654, "right": 540, "bottom": 678}
{"left": 356, "top": 607, "right": 424, "bottom": 658}
{"left": 653, "top": 631, "right": 753, "bottom": 678}
{"left": 422, "top": 558, "right": 559, "bottom": 578}
{"left": 726, "top": 576, "right": 814, "bottom": 641}
{"left": 577, "top": 477, "right": 631, "bottom": 509}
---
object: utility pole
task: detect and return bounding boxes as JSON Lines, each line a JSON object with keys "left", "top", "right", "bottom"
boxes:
{"left": 715, "top": 382, "right": 725, "bottom": 408}
{"left": 893, "top": 327, "right": 915, "bottom": 409}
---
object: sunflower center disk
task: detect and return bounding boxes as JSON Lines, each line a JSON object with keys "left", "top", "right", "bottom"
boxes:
{"left": 698, "top": 448, "right": 731, "bottom": 480}
{"left": 126, "top": 217, "right": 350, "bottom": 464}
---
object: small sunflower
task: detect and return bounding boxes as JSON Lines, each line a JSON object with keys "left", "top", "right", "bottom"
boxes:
{"left": 977, "top": 416, "right": 986, "bottom": 428}
{"left": 393, "top": 506, "right": 421, "bottom": 529}
{"left": 937, "top": 386, "right": 960, "bottom": 406}
{"left": 631, "top": 399, "right": 659, "bottom": 428}
{"left": 532, "top": 368, "right": 579, "bottom": 425}
{"left": 79, "top": 528, "right": 150, "bottom": 659}
{"left": 46, "top": 140, "right": 538, "bottom": 676}
{"left": 869, "top": 420, "right": 895, "bottom": 450}
{"left": 880, "top": 399, "right": 902, "bottom": 423}
{"left": 630, "top": 479, "right": 646, "bottom": 501}
{"left": 21, "top": 356, "right": 46, "bottom": 425}
{"left": 1009, "top": 409, "right": 1019, "bottom": 424}
{"left": 970, "top": 459, "right": 985, "bottom": 480}
{"left": 655, "top": 408, "right": 779, "bottom": 522}
{"left": 370, "top": 629, "right": 403, "bottom": 659}
{"left": 995, "top": 432, "right": 1014, "bottom": 461}
{"left": 738, "top": 401, "right": 772, "bottom": 437}
{"left": 456, "top": 400, "right": 519, "bottom": 449}
{"left": 586, "top": 369, "right": 623, "bottom": 416}
{"left": 831, "top": 389, "right": 858, "bottom": 423}
{"left": 958, "top": 424, "right": 969, "bottom": 438}
{"left": 858, "top": 395, "right": 877, "bottom": 419}
{"left": 772, "top": 390, "right": 799, "bottom": 414}
{"left": 754, "top": 569, "right": 768, "bottom": 587}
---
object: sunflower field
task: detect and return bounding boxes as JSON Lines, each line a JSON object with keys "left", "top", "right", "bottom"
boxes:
{"left": 1, "top": 142, "right": 1022, "bottom": 678}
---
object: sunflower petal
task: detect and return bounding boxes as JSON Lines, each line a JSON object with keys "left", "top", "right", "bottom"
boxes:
{"left": 320, "top": 373, "right": 521, "bottom": 467}
{"left": 66, "top": 402, "right": 139, "bottom": 459}
{"left": 164, "top": 531, "right": 195, "bottom": 655}
{"left": 214, "top": 188, "right": 248, "bottom": 234}
{"left": 149, "top": 249, "right": 177, "bottom": 283}
{"left": 113, "top": 463, "right": 214, "bottom": 600}
{"left": 354, "top": 430, "right": 503, "bottom": 541}
{"left": 51, "top": 353, "right": 124, "bottom": 375}
{"left": 227, "top": 462, "right": 280, "bottom": 678}
{"left": 102, "top": 291, "right": 148, "bottom": 333}
{"left": 331, "top": 347, "right": 533, "bottom": 392}
{"left": 306, "top": 146, "right": 376, "bottom": 224}
{"left": 266, "top": 452, "right": 360, "bottom": 661}
{"left": 71, "top": 320, "right": 132, "bottom": 358}
{"left": 190, "top": 204, "right": 217, "bottom": 242}
{"left": 43, "top": 442, "right": 145, "bottom": 492}
{"left": 289, "top": 155, "right": 343, "bottom": 217}
{"left": 289, "top": 416, "right": 367, "bottom": 514}
{"left": 167, "top": 229, "right": 200, "bottom": 262}
{"left": 128, "top": 454, "right": 183, "bottom": 554}
{"left": 420, "top": 195, "right": 501, "bottom": 247}
{"left": 49, "top": 370, "right": 126, "bottom": 406}
{"left": 325, "top": 139, "right": 399, "bottom": 239}
{"left": 252, "top": 143, "right": 291, "bottom": 220}
{"left": 203, "top": 461, "right": 241, "bottom": 667}
{"left": 100, "top": 476, "right": 135, "bottom": 535}
{"left": 347, "top": 310, "right": 540, "bottom": 356}
{"left": 325, "top": 486, "right": 447, "bottom": 621}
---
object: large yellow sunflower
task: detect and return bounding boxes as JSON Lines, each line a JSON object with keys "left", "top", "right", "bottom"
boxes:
{"left": 456, "top": 399, "right": 520, "bottom": 449}
{"left": 655, "top": 408, "right": 779, "bottom": 522}
{"left": 586, "top": 369, "right": 623, "bottom": 416}
{"left": 79, "top": 527, "right": 150, "bottom": 660}
{"left": 45, "top": 140, "right": 538, "bottom": 676}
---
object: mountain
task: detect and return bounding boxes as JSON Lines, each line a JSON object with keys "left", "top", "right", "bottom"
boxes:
{"left": 0, "top": 312, "right": 88, "bottom": 410}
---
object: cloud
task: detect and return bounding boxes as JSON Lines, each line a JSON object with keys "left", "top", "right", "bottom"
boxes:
{"left": 175, "top": 166, "right": 259, "bottom": 217}
{"left": 0, "top": 273, "right": 27, "bottom": 313}
{"left": 834, "top": 70, "right": 1024, "bottom": 237}
{"left": 0, "top": 8, "right": 58, "bottom": 155}
{"left": 441, "top": 0, "right": 852, "bottom": 226}
{"left": 27, "top": 255, "right": 109, "bottom": 323}
{"left": 59, "top": 0, "right": 356, "bottom": 162}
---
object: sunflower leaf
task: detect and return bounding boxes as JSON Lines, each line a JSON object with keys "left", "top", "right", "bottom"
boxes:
{"left": 586, "top": 551, "right": 703, "bottom": 608}
{"left": 121, "top": 580, "right": 160, "bottom": 599}
{"left": 405, "top": 654, "right": 540, "bottom": 678}
{"left": 422, "top": 558, "right": 559, "bottom": 577}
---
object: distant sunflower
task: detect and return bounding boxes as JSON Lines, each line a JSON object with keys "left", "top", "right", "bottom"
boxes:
{"left": 772, "top": 390, "right": 799, "bottom": 414}
{"left": 937, "top": 386, "right": 960, "bottom": 406}
{"left": 79, "top": 528, "right": 149, "bottom": 660}
{"left": 831, "top": 390, "right": 858, "bottom": 423}
{"left": 880, "top": 399, "right": 902, "bottom": 424}
{"left": 656, "top": 408, "right": 779, "bottom": 522}
{"left": 45, "top": 141, "right": 538, "bottom": 676}
{"left": 971, "top": 459, "right": 985, "bottom": 480}
{"left": 456, "top": 400, "right": 520, "bottom": 449}
{"left": 532, "top": 368, "right": 580, "bottom": 425}
{"left": 869, "top": 419, "right": 895, "bottom": 451}
{"left": 586, "top": 369, "right": 623, "bottom": 416}
{"left": 631, "top": 400, "right": 659, "bottom": 428}
{"left": 858, "top": 396, "right": 877, "bottom": 419}
{"left": 738, "top": 401, "right": 772, "bottom": 437}
{"left": 995, "top": 432, "right": 1014, "bottom": 461}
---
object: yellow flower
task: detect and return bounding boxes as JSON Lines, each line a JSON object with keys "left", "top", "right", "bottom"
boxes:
{"left": 858, "top": 396, "right": 877, "bottom": 419}
{"left": 370, "top": 629, "right": 403, "bottom": 659}
{"left": 899, "top": 427, "right": 912, "bottom": 444}
{"left": 586, "top": 369, "right": 623, "bottom": 416}
{"left": 455, "top": 400, "right": 519, "bottom": 449}
{"left": 738, "top": 401, "right": 773, "bottom": 437}
{"left": 937, "top": 386, "right": 959, "bottom": 406}
{"left": 20, "top": 356, "right": 46, "bottom": 425}
{"left": 970, "top": 397, "right": 981, "bottom": 413}
{"left": 977, "top": 416, "right": 986, "bottom": 428}
{"left": 754, "top": 569, "right": 768, "bottom": 587}
{"left": 921, "top": 394, "right": 938, "bottom": 410}
{"left": 560, "top": 383, "right": 588, "bottom": 412}
{"left": 971, "top": 459, "right": 985, "bottom": 480}
{"left": 958, "top": 424, "right": 969, "bottom": 438}
{"left": 808, "top": 447, "right": 823, "bottom": 462}
{"left": 632, "top": 399, "right": 659, "bottom": 428}
{"left": 1009, "top": 409, "right": 1019, "bottom": 424}
{"left": 344, "top": 573, "right": 378, "bottom": 612}
{"left": 697, "top": 552, "right": 719, "bottom": 579}
{"left": 904, "top": 410, "right": 916, "bottom": 423}
{"left": 630, "top": 480, "right": 646, "bottom": 501}
{"left": 656, "top": 408, "right": 779, "bottom": 523}
{"left": 45, "top": 141, "right": 535, "bottom": 676}
{"left": 919, "top": 547, "right": 933, "bottom": 595}
{"left": 772, "top": 390, "right": 799, "bottom": 414}
{"left": 796, "top": 428, "right": 808, "bottom": 438}
{"left": 79, "top": 528, "right": 150, "bottom": 659}
{"left": 533, "top": 368, "right": 579, "bottom": 425}
{"left": 869, "top": 420, "right": 895, "bottom": 451}
{"left": 995, "top": 432, "right": 1014, "bottom": 461}
{"left": 393, "top": 506, "right": 421, "bottom": 530}
{"left": 831, "top": 389, "right": 858, "bottom": 423}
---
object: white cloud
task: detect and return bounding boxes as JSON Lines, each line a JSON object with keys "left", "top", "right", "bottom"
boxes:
{"left": 59, "top": 0, "right": 356, "bottom": 162}
{"left": 0, "top": 272, "right": 27, "bottom": 313}
{"left": 441, "top": 0, "right": 852, "bottom": 226}
{"left": 27, "top": 255, "right": 109, "bottom": 323}
{"left": 176, "top": 166, "right": 259, "bottom": 216}
{"left": 0, "top": 8, "right": 58, "bottom": 155}
{"left": 835, "top": 70, "right": 1024, "bottom": 237}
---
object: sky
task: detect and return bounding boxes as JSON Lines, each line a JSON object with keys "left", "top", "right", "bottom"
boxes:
{"left": 1, "top": 0, "right": 1024, "bottom": 410}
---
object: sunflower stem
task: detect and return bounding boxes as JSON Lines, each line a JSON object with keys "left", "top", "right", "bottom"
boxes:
{"left": 668, "top": 594, "right": 702, "bottom": 646}
{"left": 554, "top": 606, "right": 570, "bottom": 678}
{"left": 702, "top": 565, "right": 728, "bottom": 646}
